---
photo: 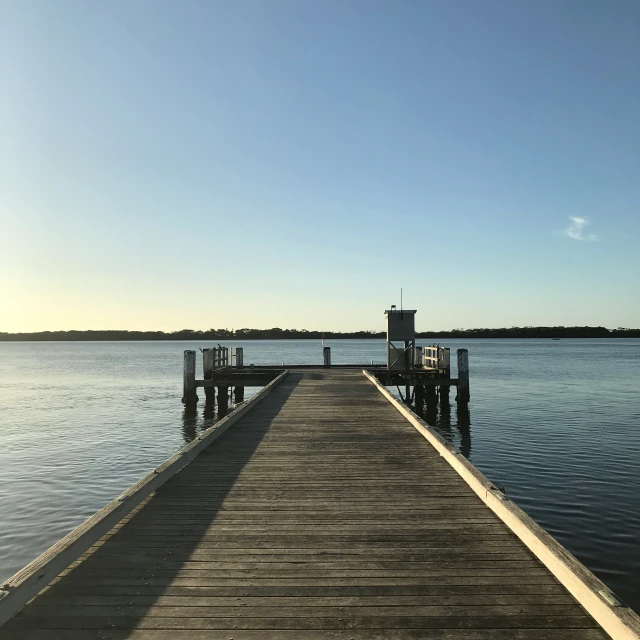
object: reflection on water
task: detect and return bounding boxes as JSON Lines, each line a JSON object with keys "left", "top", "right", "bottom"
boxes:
{"left": 181, "top": 389, "right": 237, "bottom": 444}
{"left": 457, "top": 403, "right": 471, "bottom": 459}
{"left": 415, "top": 389, "right": 472, "bottom": 460}
{"left": 181, "top": 404, "right": 198, "bottom": 443}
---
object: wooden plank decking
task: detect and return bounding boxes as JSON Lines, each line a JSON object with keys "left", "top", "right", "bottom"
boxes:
{"left": 2, "top": 370, "right": 610, "bottom": 639}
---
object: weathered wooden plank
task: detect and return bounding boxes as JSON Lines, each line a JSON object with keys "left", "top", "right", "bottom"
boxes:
{"left": 55, "top": 568, "right": 555, "bottom": 580}
{"left": 33, "top": 576, "right": 567, "bottom": 587}
{"left": 75, "top": 548, "right": 528, "bottom": 560}
{"left": 65, "top": 560, "right": 547, "bottom": 572}
{"left": 4, "top": 614, "right": 602, "bottom": 630}
{"left": 0, "top": 629, "right": 611, "bottom": 640}
{"left": 33, "top": 593, "right": 579, "bottom": 607}
{"left": 38, "top": 583, "right": 573, "bottom": 597}
{"left": 16, "top": 604, "right": 588, "bottom": 617}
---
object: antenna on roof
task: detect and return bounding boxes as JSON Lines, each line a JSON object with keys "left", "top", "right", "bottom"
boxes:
{"left": 400, "top": 288, "right": 403, "bottom": 311}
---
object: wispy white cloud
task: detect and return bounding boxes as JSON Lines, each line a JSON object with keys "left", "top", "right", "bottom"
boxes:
{"left": 564, "top": 216, "right": 597, "bottom": 241}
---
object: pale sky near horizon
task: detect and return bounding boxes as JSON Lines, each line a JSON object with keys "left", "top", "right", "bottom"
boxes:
{"left": 1, "top": 0, "right": 639, "bottom": 333}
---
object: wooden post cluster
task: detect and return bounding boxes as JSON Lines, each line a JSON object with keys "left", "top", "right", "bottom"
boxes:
{"left": 183, "top": 347, "right": 251, "bottom": 410}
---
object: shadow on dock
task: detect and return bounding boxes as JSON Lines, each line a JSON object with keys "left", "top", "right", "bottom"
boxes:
{"left": 14, "top": 374, "right": 302, "bottom": 636}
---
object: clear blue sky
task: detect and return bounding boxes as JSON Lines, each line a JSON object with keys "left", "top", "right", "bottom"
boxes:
{"left": 2, "top": 0, "right": 639, "bottom": 332}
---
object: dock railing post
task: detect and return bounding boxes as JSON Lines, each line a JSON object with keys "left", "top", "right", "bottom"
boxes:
{"left": 203, "top": 348, "right": 215, "bottom": 405}
{"left": 182, "top": 350, "right": 198, "bottom": 405}
{"left": 456, "top": 348, "right": 470, "bottom": 403}
{"left": 236, "top": 347, "right": 244, "bottom": 368}
{"left": 323, "top": 346, "right": 331, "bottom": 367}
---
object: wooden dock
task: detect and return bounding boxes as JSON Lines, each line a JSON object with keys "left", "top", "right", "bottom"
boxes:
{"left": 2, "top": 369, "right": 639, "bottom": 639}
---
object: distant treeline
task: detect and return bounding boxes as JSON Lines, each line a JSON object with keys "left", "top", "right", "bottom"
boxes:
{"left": 1, "top": 326, "right": 640, "bottom": 341}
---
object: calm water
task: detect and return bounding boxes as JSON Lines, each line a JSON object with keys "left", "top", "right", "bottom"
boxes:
{"left": 0, "top": 339, "right": 638, "bottom": 610}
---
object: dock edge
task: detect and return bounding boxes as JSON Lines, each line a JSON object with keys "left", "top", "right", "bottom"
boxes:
{"left": 363, "top": 368, "right": 640, "bottom": 640}
{"left": 0, "top": 370, "right": 289, "bottom": 627}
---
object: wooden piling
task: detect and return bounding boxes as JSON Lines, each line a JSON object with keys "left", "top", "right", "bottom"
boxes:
{"left": 425, "top": 383, "right": 438, "bottom": 424}
{"left": 323, "top": 346, "right": 331, "bottom": 367}
{"left": 439, "top": 346, "right": 451, "bottom": 401}
{"left": 414, "top": 384, "right": 425, "bottom": 414}
{"left": 234, "top": 348, "right": 245, "bottom": 403}
{"left": 202, "top": 348, "right": 215, "bottom": 405}
{"left": 181, "top": 350, "right": 198, "bottom": 405}
{"left": 425, "top": 382, "right": 438, "bottom": 409}
{"left": 456, "top": 348, "right": 470, "bottom": 403}
{"left": 217, "top": 385, "right": 229, "bottom": 417}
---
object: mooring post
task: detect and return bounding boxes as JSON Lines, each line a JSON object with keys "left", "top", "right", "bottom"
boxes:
{"left": 217, "top": 385, "right": 229, "bottom": 417}
{"left": 234, "top": 347, "right": 245, "bottom": 403}
{"left": 456, "top": 348, "right": 470, "bottom": 403}
{"left": 182, "top": 350, "right": 198, "bottom": 405}
{"left": 323, "top": 346, "right": 331, "bottom": 367}
{"left": 439, "top": 347, "right": 451, "bottom": 402}
{"left": 202, "top": 348, "right": 215, "bottom": 405}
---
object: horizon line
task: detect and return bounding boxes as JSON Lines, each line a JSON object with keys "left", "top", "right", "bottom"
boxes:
{"left": 1, "top": 325, "right": 639, "bottom": 337}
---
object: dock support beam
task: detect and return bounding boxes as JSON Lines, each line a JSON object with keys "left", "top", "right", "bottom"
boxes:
{"left": 323, "top": 346, "right": 331, "bottom": 367}
{"left": 456, "top": 348, "right": 470, "bottom": 403}
{"left": 182, "top": 350, "right": 198, "bottom": 406}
